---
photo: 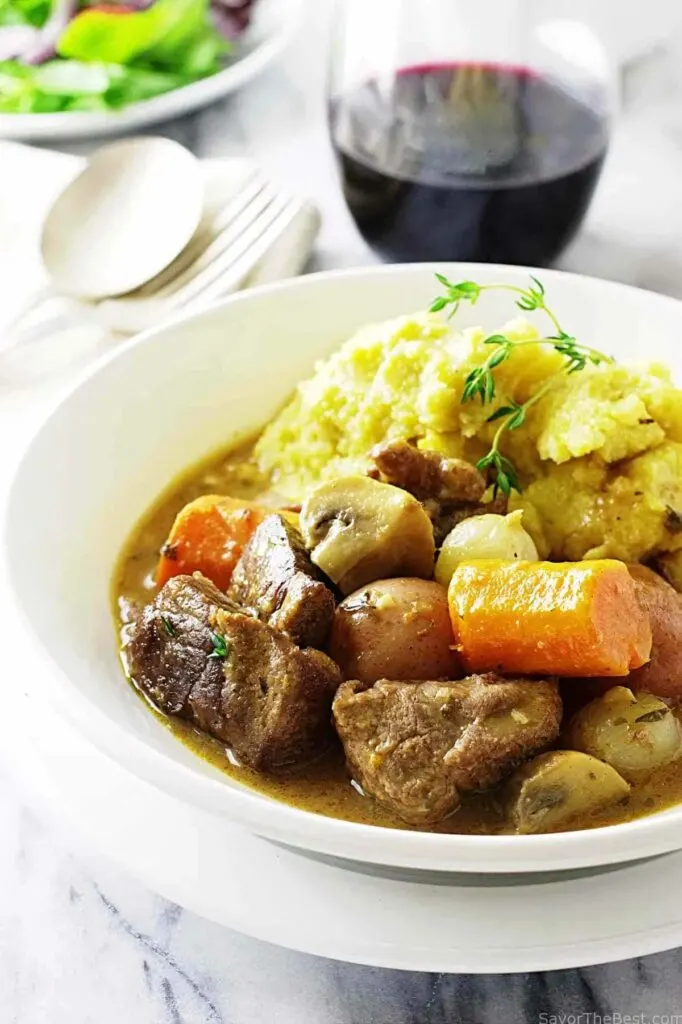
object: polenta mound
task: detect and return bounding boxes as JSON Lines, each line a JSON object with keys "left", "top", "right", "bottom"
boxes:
{"left": 256, "top": 312, "right": 682, "bottom": 579}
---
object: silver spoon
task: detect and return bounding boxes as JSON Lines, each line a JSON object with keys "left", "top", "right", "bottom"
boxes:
{"left": 4, "top": 136, "right": 204, "bottom": 342}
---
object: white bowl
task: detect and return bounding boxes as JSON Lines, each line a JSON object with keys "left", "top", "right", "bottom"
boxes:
{"left": 5, "top": 263, "right": 682, "bottom": 875}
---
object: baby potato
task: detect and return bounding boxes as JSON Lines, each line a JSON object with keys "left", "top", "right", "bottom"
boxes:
{"left": 509, "top": 750, "right": 630, "bottom": 834}
{"left": 435, "top": 510, "right": 538, "bottom": 589}
{"left": 564, "top": 565, "right": 682, "bottom": 703}
{"left": 628, "top": 565, "right": 682, "bottom": 699}
{"left": 566, "top": 686, "right": 682, "bottom": 779}
{"left": 329, "top": 578, "right": 461, "bottom": 683}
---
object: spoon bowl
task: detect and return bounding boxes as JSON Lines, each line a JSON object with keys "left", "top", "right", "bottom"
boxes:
{"left": 40, "top": 137, "right": 204, "bottom": 301}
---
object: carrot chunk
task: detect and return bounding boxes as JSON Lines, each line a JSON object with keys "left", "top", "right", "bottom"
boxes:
{"left": 156, "top": 495, "right": 267, "bottom": 591}
{"left": 448, "top": 559, "right": 652, "bottom": 678}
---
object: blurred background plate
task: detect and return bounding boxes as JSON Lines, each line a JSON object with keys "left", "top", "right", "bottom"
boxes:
{"left": 0, "top": 0, "right": 302, "bottom": 142}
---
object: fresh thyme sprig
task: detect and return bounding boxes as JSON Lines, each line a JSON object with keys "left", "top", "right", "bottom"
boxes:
{"left": 160, "top": 615, "right": 175, "bottom": 637}
{"left": 430, "top": 272, "right": 563, "bottom": 333}
{"left": 208, "top": 631, "right": 230, "bottom": 660}
{"left": 431, "top": 274, "right": 614, "bottom": 497}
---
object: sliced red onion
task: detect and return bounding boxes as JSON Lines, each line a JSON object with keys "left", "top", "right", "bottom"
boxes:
{"left": 212, "top": 0, "right": 255, "bottom": 9}
{"left": 211, "top": 0, "right": 254, "bottom": 40}
{"left": 111, "top": 1, "right": 156, "bottom": 9}
{"left": 0, "top": 25, "right": 40, "bottom": 61}
{"left": 23, "top": 0, "right": 78, "bottom": 65}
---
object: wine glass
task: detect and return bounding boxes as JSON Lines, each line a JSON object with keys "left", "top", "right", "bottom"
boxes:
{"left": 327, "top": 0, "right": 617, "bottom": 266}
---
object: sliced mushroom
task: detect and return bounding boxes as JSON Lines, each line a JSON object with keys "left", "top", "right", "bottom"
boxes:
{"left": 567, "top": 686, "right": 682, "bottom": 779}
{"left": 299, "top": 476, "right": 435, "bottom": 596}
{"left": 509, "top": 750, "right": 630, "bottom": 834}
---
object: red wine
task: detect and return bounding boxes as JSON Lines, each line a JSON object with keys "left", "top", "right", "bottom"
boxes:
{"left": 330, "top": 63, "right": 609, "bottom": 266}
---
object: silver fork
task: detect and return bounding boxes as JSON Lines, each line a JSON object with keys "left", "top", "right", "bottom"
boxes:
{"left": 2, "top": 170, "right": 313, "bottom": 347}
{"left": 93, "top": 186, "right": 302, "bottom": 333}
{"left": 129, "top": 169, "right": 273, "bottom": 298}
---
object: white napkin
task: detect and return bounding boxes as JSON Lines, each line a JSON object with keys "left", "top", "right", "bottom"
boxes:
{"left": 0, "top": 142, "right": 319, "bottom": 388}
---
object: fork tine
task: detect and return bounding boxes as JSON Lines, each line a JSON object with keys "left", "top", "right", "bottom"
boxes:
{"left": 93, "top": 191, "right": 290, "bottom": 328}
{"left": 165, "top": 192, "right": 294, "bottom": 311}
{"left": 147, "top": 182, "right": 279, "bottom": 302}
{"left": 176, "top": 199, "right": 304, "bottom": 312}
{"left": 131, "top": 172, "right": 270, "bottom": 299}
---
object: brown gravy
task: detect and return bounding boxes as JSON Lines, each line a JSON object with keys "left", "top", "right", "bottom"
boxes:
{"left": 113, "top": 439, "right": 682, "bottom": 835}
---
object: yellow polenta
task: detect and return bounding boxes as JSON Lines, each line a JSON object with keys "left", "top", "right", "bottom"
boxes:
{"left": 256, "top": 312, "right": 682, "bottom": 567}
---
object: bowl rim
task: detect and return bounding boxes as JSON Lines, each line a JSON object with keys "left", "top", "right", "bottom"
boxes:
{"left": 7, "top": 261, "right": 682, "bottom": 875}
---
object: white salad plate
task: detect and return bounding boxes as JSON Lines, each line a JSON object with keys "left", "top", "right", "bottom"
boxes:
{"left": 0, "top": 0, "right": 301, "bottom": 141}
{"left": 4, "top": 263, "right": 682, "bottom": 883}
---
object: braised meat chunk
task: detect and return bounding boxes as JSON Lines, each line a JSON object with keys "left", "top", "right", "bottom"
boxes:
{"left": 202, "top": 610, "right": 341, "bottom": 769}
{"left": 369, "top": 439, "right": 506, "bottom": 546}
{"left": 229, "top": 514, "right": 336, "bottom": 648}
{"left": 127, "top": 572, "right": 239, "bottom": 715}
{"left": 333, "top": 675, "right": 562, "bottom": 825}
{"left": 128, "top": 573, "right": 342, "bottom": 770}
{"left": 370, "top": 439, "right": 486, "bottom": 503}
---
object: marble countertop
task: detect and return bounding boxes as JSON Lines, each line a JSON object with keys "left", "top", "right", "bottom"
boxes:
{"left": 4, "top": 5, "right": 682, "bottom": 1021}
{"left": 4, "top": 757, "right": 682, "bottom": 1024}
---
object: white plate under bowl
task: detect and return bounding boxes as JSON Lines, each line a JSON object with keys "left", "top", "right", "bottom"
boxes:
{"left": 5, "top": 263, "right": 682, "bottom": 877}
{"left": 0, "top": 0, "right": 301, "bottom": 141}
{"left": 8, "top": 657, "right": 682, "bottom": 974}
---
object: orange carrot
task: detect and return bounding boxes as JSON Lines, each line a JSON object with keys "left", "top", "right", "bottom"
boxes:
{"left": 448, "top": 559, "right": 652, "bottom": 678}
{"left": 157, "top": 495, "right": 268, "bottom": 591}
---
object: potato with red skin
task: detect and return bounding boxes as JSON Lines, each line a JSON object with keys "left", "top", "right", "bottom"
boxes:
{"left": 329, "top": 578, "right": 461, "bottom": 683}
{"left": 628, "top": 564, "right": 682, "bottom": 699}
{"left": 566, "top": 565, "right": 682, "bottom": 702}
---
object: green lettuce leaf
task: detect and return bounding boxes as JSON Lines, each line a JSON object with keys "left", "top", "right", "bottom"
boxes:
{"left": 0, "top": 0, "right": 52, "bottom": 28}
{"left": 0, "top": 56, "right": 191, "bottom": 113}
{"left": 104, "top": 65, "right": 190, "bottom": 107}
{"left": 56, "top": 0, "right": 227, "bottom": 74}
{"left": 0, "top": 60, "right": 63, "bottom": 111}
{"left": 33, "top": 57, "right": 111, "bottom": 94}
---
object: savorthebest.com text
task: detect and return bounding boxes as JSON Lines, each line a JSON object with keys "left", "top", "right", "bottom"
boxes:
{"left": 539, "top": 1014, "right": 682, "bottom": 1024}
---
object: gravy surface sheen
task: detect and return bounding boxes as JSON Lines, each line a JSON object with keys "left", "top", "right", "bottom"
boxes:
{"left": 113, "top": 439, "right": 682, "bottom": 835}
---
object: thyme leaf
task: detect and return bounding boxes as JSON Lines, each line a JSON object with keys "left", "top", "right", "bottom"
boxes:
{"left": 634, "top": 708, "right": 669, "bottom": 724}
{"left": 208, "top": 632, "right": 230, "bottom": 660}
{"left": 665, "top": 506, "right": 682, "bottom": 533}
{"left": 160, "top": 615, "right": 175, "bottom": 637}
{"left": 431, "top": 274, "right": 613, "bottom": 494}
